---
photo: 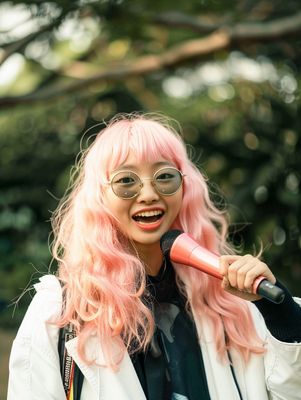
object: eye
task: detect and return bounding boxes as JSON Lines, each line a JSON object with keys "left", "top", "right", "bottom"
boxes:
{"left": 156, "top": 170, "right": 177, "bottom": 181}
{"left": 112, "top": 171, "right": 138, "bottom": 186}
{"left": 115, "top": 176, "right": 135, "bottom": 184}
{"left": 157, "top": 173, "right": 173, "bottom": 180}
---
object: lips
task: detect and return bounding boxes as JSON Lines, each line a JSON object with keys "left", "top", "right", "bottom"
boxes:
{"left": 132, "top": 208, "right": 165, "bottom": 230}
{"left": 133, "top": 209, "right": 163, "bottom": 221}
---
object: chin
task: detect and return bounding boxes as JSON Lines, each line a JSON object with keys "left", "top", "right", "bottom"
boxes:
{"left": 131, "top": 232, "right": 163, "bottom": 245}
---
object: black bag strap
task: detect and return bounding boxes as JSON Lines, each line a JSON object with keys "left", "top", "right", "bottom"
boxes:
{"left": 58, "top": 323, "right": 84, "bottom": 399}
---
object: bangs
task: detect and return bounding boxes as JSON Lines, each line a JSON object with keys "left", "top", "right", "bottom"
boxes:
{"left": 130, "top": 122, "right": 179, "bottom": 165}
{"left": 103, "top": 118, "right": 185, "bottom": 174}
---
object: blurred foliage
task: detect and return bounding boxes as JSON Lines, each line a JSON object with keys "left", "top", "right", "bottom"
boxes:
{"left": 0, "top": 0, "right": 300, "bottom": 327}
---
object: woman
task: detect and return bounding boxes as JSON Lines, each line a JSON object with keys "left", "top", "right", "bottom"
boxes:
{"left": 8, "top": 113, "right": 301, "bottom": 399}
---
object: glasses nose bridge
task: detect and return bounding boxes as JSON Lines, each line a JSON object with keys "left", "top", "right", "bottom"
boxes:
{"left": 140, "top": 175, "right": 154, "bottom": 183}
{"left": 137, "top": 175, "right": 158, "bottom": 197}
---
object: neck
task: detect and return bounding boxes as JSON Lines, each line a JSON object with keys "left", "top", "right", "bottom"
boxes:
{"left": 132, "top": 242, "right": 164, "bottom": 276}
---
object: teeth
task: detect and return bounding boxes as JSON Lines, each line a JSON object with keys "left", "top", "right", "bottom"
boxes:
{"left": 134, "top": 210, "right": 163, "bottom": 218}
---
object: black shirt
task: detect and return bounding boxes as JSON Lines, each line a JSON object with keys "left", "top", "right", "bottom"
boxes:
{"left": 131, "top": 261, "right": 211, "bottom": 400}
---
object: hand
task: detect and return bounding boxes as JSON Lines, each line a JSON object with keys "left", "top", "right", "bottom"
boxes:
{"left": 219, "top": 254, "right": 276, "bottom": 301}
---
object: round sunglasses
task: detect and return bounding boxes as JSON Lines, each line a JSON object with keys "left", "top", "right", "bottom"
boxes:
{"left": 107, "top": 166, "right": 184, "bottom": 199}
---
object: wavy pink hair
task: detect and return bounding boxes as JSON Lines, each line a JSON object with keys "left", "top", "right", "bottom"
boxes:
{"left": 52, "top": 112, "right": 264, "bottom": 369}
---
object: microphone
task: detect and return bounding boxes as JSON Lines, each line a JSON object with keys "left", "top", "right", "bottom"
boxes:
{"left": 160, "top": 230, "right": 285, "bottom": 304}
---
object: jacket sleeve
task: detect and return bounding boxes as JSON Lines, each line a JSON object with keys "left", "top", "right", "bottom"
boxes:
{"left": 253, "top": 281, "right": 301, "bottom": 343}
{"left": 7, "top": 275, "right": 66, "bottom": 400}
{"left": 253, "top": 298, "right": 301, "bottom": 400}
{"left": 265, "top": 331, "right": 301, "bottom": 400}
{"left": 7, "top": 336, "right": 32, "bottom": 399}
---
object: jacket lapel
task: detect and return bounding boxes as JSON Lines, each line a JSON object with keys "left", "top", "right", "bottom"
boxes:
{"left": 30, "top": 323, "right": 66, "bottom": 399}
{"left": 196, "top": 309, "right": 269, "bottom": 400}
{"left": 194, "top": 315, "right": 242, "bottom": 400}
{"left": 66, "top": 335, "right": 146, "bottom": 400}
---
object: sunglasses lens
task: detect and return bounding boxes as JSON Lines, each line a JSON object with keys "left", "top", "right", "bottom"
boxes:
{"left": 154, "top": 168, "right": 183, "bottom": 195}
{"left": 110, "top": 168, "right": 183, "bottom": 198}
{"left": 111, "top": 171, "right": 140, "bottom": 198}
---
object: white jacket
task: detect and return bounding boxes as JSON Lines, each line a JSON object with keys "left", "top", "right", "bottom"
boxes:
{"left": 7, "top": 275, "right": 301, "bottom": 400}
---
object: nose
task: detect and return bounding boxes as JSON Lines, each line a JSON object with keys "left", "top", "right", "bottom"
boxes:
{"left": 136, "top": 180, "right": 159, "bottom": 203}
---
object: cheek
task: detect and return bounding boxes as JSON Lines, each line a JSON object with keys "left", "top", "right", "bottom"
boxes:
{"left": 169, "top": 191, "right": 183, "bottom": 215}
{"left": 102, "top": 191, "right": 113, "bottom": 214}
{"left": 103, "top": 190, "right": 125, "bottom": 218}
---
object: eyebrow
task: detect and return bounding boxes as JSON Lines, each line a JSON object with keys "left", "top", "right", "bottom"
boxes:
{"left": 113, "top": 161, "right": 174, "bottom": 173}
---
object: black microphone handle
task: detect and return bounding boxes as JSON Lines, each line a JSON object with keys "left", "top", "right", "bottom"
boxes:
{"left": 256, "top": 279, "right": 285, "bottom": 304}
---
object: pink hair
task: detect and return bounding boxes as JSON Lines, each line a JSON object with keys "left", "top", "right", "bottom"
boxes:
{"left": 52, "top": 112, "right": 264, "bottom": 369}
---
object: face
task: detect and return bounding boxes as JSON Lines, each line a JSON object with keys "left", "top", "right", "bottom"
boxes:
{"left": 103, "top": 152, "right": 183, "bottom": 253}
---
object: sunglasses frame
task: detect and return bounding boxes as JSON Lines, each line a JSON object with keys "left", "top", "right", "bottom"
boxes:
{"left": 107, "top": 166, "right": 185, "bottom": 199}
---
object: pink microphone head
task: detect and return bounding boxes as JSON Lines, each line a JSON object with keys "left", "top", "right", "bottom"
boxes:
{"left": 160, "top": 230, "right": 222, "bottom": 279}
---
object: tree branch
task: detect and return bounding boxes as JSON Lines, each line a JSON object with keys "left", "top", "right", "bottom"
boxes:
{"left": 0, "top": 19, "right": 61, "bottom": 66}
{"left": 153, "top": 9, "right": 301, "bottom": 38}
{"left": 230, "top": 11, "right": 301, "bottom": 39}
{"left": 152, "top": 11, "right": 223, "bottom": 33}
{"left": 1, "top": 11, "right": 301, "bottom": 109}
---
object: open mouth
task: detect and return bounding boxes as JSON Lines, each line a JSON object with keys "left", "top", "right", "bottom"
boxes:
{"left": 132, "top": 210, "right": 164, "bottom": 224}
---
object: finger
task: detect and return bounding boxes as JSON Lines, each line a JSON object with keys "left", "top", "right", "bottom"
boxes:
{"left": 221, "top": 276, "right": 230, "bottom": 290}
{"left": 243, "top": 261, "right": 266, "bottom": 290}
{"left": 236, "top": 259, "right": 259, "bottom": 291}
{"left": 220, "top": 255, "right": 276, "bottom": 292}
{"left": 230, "top": 256, "right": 275, "bottom": 292}
{"left": 244, "top": 260, "right": 276, "bottom": 289}
{"left": 219, "top": 255, "right": 241, "bottom": 276}
{"left": 227, "top": 255, "right": 256, "bottom": 289}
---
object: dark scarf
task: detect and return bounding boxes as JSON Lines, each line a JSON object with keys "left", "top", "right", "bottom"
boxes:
{"left": 131, "top": 260, "right": 211, "bottom": 400}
